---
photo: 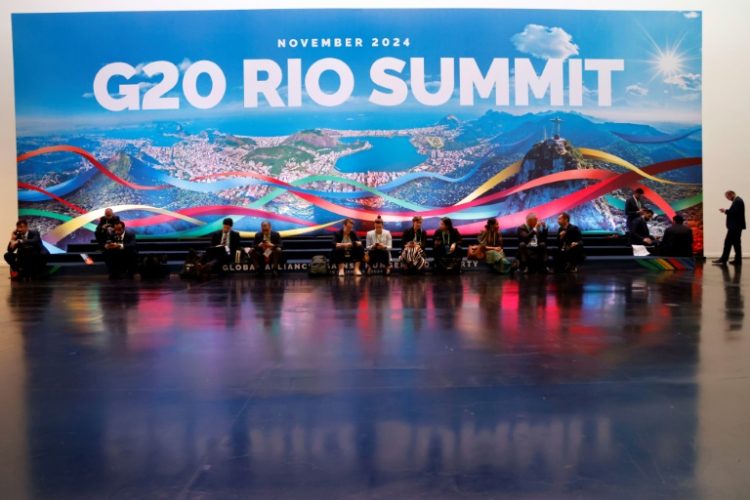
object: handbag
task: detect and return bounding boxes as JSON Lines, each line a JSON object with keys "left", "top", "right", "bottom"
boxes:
{"left": 467, "top": 244, "right": 486, "bottom": 261}
{"left": 309, "top": 255, "right": 330, "bottom": 276}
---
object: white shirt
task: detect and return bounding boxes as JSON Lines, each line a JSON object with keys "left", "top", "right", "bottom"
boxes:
{"left": 366, "top": 229, "right": 392, "bottom": 251}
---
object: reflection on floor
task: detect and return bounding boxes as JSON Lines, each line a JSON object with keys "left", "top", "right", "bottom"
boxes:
{"left": 0, "top": 267, "right": 748, "bottom": 499}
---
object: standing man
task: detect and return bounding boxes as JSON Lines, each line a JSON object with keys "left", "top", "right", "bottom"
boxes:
{"left": 206, "top": 218, "right": 241, "bottom": 273}
{"left": 625, "top": 188, "right": 646, "bottom": 231}
{"left": 103, "top": 221, "right": 138, "bottom": 279}
{"left": 5, "top": 219, "right": 46, "bottom": 280}
{"left": 714, "top": 190, "right": 746, "bottom": 266}
{"left": 253, "top": 221, "right": 283, "bottom": 276}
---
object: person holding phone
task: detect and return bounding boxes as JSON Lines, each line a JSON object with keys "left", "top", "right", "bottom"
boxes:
{"left": 331, "top": 218, "right": 364, "bottom": 277}
{"left": 517, "top": 213, "right": 549, "bottom": 273}
{"left": 5, "top": 219, "right": 46, "bottom": 280}
{"left": 365, "top": 215, "right": 393, "bottom": 275}
{"left": 253, "top": 221, "right": 283, "bottom": 276}
{"left": 102, "top": 221, "right": 138, "bottom": 279}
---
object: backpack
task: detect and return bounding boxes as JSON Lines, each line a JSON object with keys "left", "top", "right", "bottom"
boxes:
{"left": 139, "top": 254, "right": 170, "bottom": 280}
{"left": 180, "top": 249, "right": 210, "bottom": 280}
{"left": 309, "top": 255, "right": 329, "bottom": 276}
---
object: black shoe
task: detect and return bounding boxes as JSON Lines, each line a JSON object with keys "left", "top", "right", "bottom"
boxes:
{"left": 712, "top": 259, "right": 728, "bottom": 265}
{"left": 729, "top": 260, "right": 742, "bottom": 266}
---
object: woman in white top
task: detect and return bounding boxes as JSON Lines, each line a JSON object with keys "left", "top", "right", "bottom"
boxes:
{"left": 365, "top": 216, "right": 393, "bottom": 275}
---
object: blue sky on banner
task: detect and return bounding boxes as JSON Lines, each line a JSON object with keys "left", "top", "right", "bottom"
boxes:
{"left": 12, "top": 9, "right": 701, "bottom": 125}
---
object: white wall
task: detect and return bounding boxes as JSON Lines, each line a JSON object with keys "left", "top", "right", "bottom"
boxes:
{"left": 1, "top": 0, "right": 747, "bottom": 257}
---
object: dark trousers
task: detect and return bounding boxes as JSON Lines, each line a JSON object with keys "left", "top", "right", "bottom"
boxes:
{"left": 204, "top": 246, "right": 232, "bottom": 272}
{"left": 103, "top": 249, "right": 138, "bottom": 278}
{"left": 5, "top": 248, "right": 43, "bottom": 277}
{"left": 720, "top": 229, "right": 743, "bottom": 262}
{"left": 331, "top": 245, "right": 365, "bottom": 265}
{"left": 555, "top": 245, "right": 584, "bottom": 272}
{"left": 367, "top": 248, "right": 391, "bottom": 268}
{"left": 518, "top": 242, "right": 548, "bottom": 272}
{"left": 253, "top": 248, "right": 282, "bottom": 272}
{"left": 434, "top": 246, "right": 464, "bottom": 274}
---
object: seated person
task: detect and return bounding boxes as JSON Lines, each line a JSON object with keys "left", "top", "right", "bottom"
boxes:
{"left": 433, "top": 217, "right": 463, "bottom": 273}
{"left": 331, "top": 218, "right": 364, "bottom": 277}
{"left": 365, "top": 215, "right": 393, "bottom": 275}
{"left": 399, "top": 215, "right": 428, "bottom": 273}
{"left": 102, "top": 221, "right": 138, "bottom": 279}
{"left": 205, "top": 218, "right": 241, "bottom": 272}
{"left": 629, "top": 209, "right": 656, "bottom": 248}
{"left": 253, "top": 221, "right": 283, "bottom": 276}
{"left": 659, "top": 214, "right": 694, "bottom": 257}
{"left": 5, "top": 219, "right": 47, "bottom": 280}
{"left": 95, "top": 208, "right": 121, "bottom": 249}
{"left": 517, "top": 213, "right": 549, "bottom": 273}
{"left": 555, "top": 212, "right": 585, "bottom": 272}
{"left": 476, "top": 217, "right": 513, "bottom": 274}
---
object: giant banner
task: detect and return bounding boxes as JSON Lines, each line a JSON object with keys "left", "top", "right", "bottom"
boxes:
{"left": 12, "top": 9, "right": 703, "bottom": 251}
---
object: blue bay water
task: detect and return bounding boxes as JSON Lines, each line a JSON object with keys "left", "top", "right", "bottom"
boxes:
{"left": 335, "top": 136, "right": 427, "bottom": 173}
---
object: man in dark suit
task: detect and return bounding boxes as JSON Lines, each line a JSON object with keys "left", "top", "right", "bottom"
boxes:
{"left": 714, "top": 190, "right": 746, "bottom": 266}
{"left": 554, "top": 212, "right": 584, "bottom": 272}
{"left": 517, "top": 213, "right": 548, "bottom": 273}
{"left": 253, "top": 221, "right": 283, "bottom": 276}
{"left": 205, "top": 217, "right": 242, "bottom": 273}
{"left": 5, "top": 219, "right": 47, "bottom": 280}
{"left": 95, "top": 207, "right": 122, "bottom": 249}
{"left": 102, "top": 221, "right": 138, "bottom": 279}
{"left": 629, "top": 209, "right": 656, "bottom": 247}
{"left": 624, "top": 188, "right": 646, "bottom": 231}
{"left": 660, "top": 215, "right": 694, "bottom": 257}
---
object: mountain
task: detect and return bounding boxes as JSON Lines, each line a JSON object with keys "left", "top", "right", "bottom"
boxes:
{"left": 437, "top": 114, "right": 461, "bottom": 128}
{"left": 457, "top": 111, "right": 703, "bottom": 166}
{"left": 282, "top": 129, "right": 340, "bottom": 149}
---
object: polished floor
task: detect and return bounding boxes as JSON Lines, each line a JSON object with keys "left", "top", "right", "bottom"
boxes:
{"left": 0, "top": 267, "right": 748, "bottom": 499}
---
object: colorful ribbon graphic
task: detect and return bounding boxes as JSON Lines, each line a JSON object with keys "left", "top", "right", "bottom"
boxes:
{"left": 17, "top": 144, "right": 702, "bottom": 244}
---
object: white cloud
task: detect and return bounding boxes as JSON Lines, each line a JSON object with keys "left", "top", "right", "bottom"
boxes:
{"left": 626, "top": 83, "right": 649, "bottom": 96}
{"left": 683, "top": 11, "right": 700, "bottom": 19}
{"left": 664, "top": 72, "right": 702, "bottom": 91}
{"left": 511, "top": 24, "right": 579, "bottom": 60}
{"left": 82, "top": 92, "right": 94, "bottom": 99}
{"left": 178, "top": 58, "right": 193, "bottom": 73}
